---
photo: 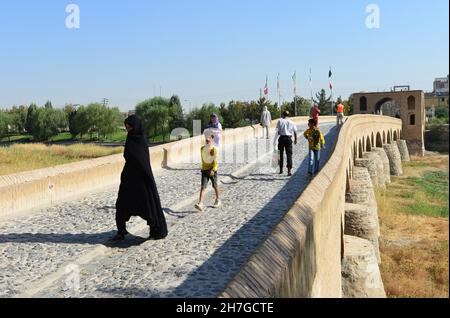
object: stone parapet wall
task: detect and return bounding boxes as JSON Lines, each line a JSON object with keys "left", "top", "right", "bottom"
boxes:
{"left": 220, "top": 115, "right": 402, "bottom": 298}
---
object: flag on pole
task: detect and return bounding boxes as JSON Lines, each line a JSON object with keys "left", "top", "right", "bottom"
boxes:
{"left": 292, "top": 71, "right": 297, "bottom": 96}
{"left": 264, "top": 75, "right": 269, "bottom": 97}
{"left": 277, "top": 73, "right": 280, "bottom": 93}
{"left": 309, "top": 68, "right": 312, "bottom": 88}
{"left": 329, "top": 67, "right": 333, "bottom": 90}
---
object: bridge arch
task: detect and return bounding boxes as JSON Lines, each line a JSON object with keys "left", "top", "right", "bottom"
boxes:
{"left": 387, "top": 130, "right": 392, "bottom": 144}
{"left": 383, "top": 131, "right": 386, "bottom": 144}
{"left": 358, "top": 139, "right": 363, "bottom": 158}
{"left": 393, "top": 130, "right": 398, "bottom": 141}
{"left": 376, "top": 132, "right": 383, "bottom": 147}
{"left": 366, "top": 136, "right": 372, "bottom": 152}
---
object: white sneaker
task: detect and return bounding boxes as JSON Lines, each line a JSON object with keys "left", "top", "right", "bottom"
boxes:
{"left": 213, "top": 199, "right": 222, "bottom": 208}
{"left": 195, "top": 202, "right": 204, "bottom": 212}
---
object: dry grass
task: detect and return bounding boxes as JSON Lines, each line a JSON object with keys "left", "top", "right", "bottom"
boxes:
{"left": 376, "top": 154, "right": 449, "bottom": 298}
{"left": 0, "top": 143, "right": 123, "bottom": 176}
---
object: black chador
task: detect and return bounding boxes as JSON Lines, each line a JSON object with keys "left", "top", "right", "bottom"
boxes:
{"left": 112, "top": 115, "right": 168, "bottom": 242}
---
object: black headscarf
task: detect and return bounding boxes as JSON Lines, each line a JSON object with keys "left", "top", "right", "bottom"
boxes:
{"left": 124, "top": 115, "right": 152, "bottom": 178}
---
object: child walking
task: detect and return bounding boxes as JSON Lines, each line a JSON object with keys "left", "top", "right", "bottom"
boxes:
{"left": 304, "top": 119, "right": 326, "bottom": 176}
{"left": 195, "top": 134, "right": 221, "bottom": 212}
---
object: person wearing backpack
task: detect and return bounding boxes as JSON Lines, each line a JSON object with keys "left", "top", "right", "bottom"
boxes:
{"left": 304, "top": 118, "right": 326, "bottom": 176}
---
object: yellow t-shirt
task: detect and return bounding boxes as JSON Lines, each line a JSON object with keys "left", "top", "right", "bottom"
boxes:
{"left": 304, "top": 128, "right": 325, "bottom": 151}
{"left": 201, "top": 145, "right": 219, "bottom": 171}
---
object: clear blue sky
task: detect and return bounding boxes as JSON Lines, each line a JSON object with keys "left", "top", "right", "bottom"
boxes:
{"left": 0, "top": 0, "right": 448, "bottom": 112}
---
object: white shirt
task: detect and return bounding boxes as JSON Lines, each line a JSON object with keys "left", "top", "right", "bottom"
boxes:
{"left": 261, "top": 110, "right": 272, "bottom": 126}
{"left": 204, "top": 123, "right": 222, "bottom": 147}
{"left": 276, "top": 118, "right": 297, "bottom": 136}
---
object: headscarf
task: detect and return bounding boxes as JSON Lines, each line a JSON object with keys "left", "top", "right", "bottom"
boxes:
{"left": 207, "top": 113, "right": 220, "bottom": 129}
{"left": 123, "top": 115, "right": 152, "bottom": 178}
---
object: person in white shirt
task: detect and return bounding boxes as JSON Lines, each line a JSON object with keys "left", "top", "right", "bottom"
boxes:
{"left": 276, "top": 110, "right": 298, "bottom": 176}
{"left": 260, "top": 106, "right": 272, "bottom": 139}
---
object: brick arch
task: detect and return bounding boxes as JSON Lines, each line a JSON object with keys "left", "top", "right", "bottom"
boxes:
{"left": 371, "top": 132, "right": 375, "bottom": 148}
{"left": 383, "top": 131, "right": 386, "bottom": 144}
{"left": 387, "top": 130, "right": 392, "bottom": 144}
{"left": 376, "top": 132, "right": 383, "bottom": 147}
{"left": 352, "top": 142, "right": 357, "bottom": 166}
{"left": 366, "top": 135, "right": 372, "bottom": 152}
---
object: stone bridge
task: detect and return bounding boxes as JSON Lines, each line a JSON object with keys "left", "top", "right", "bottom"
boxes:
{"left": 0, "top": 115, "right": 409, "bottom": 298}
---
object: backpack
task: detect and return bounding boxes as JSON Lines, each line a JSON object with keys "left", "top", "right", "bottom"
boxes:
{"left": 311, "top": 129, "right": 321, "bottom": 147}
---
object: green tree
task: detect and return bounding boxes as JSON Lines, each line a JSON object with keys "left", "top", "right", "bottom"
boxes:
{"left": 222, "top": 101, "right": 246, "bottom": 128}
{"left": 25, "top": 103, "right": 38, "bottom": 134}
{"left": 85, "top": 103, "right": 104, "bottom": 140}
{"left": 44, "top": 100, "right": 53, "bottom": 109}
{"left": 344, "top": 95, "right": 354, "bottom": 116}
{"left": 0, "top": 111, "right": 12, "bottom": 140}
{"left": 30, "top": 107, "right": 66, "bottom": 141}
{"left": 296, "top": 97, "right": 312, "bottom": 116}
{"left": 74, "top": 106, "right": 90, "bottom": 139}
{"left": 435, "top": 106, "right": 449, "bottom": 119}
{"left": 313, "top": 89, "right": 332, "bottom": 115}
{"left": 135, "top": 97, "right": 171, "bottom": 140}
{"left": 169, "top": 95, "right": 185, "bottom": 130}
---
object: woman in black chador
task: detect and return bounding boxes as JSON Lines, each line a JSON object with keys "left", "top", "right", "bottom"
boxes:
{"left": 111, "top": 115, "right": 168, "bottom": 242}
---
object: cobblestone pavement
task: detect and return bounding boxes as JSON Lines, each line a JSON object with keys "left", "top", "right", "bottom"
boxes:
{"left": 0, "top": 123, "right": 336, "bottom": 298}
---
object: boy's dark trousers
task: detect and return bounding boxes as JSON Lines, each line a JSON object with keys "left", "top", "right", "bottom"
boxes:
{"left": 278, "top": 135, "right": 293, "bottom": 171}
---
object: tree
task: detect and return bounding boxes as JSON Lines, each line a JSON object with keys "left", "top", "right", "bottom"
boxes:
{"left": 7, "top": 105, "right": 28, "bottom": 134}
{"left": 435, "top": 106, "right": 449, "bottom": 119}
{"left": 68, "top": 110, "right": 78, "bottom": 139}
{"left": 135, "top": 97, "right": 171, "bottom": 140}
{"left": 296, "top": 97, "right": 312, "bottom": 116}
{"left": 85, "top": 103, "right": 104, "bottom": 140}
{"left": 25, "top": 103, "right": 38, "bottom": 134}
{"left": 222, "top": 101, "right": 246, "bottom": 128}
{"left": 0, "top": 111, "right": 12, "bottom": 140}
{"left": 44, "top": 100, "right": 53, "bottom": 109}
{"left": 313, "top": 89, "right": 332, "bottom": 115}
{"left": 74, "top": 106, "right": 90, "bottom": 139}
{"left": 30, "top": 107, "right": 66, "bottom": 141}
{"left": 169, "top": 95, "right": 185, "bottom": 130}
{"left": 344, "top": 95, "right": 354, "bottom": 116}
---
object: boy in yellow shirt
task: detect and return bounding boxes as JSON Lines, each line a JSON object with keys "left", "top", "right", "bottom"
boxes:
{"left": 304, "top": 119, "right": 326, "bottom": 176}
{"left": 195, "top": 135, "right": 221, "bottom": 212}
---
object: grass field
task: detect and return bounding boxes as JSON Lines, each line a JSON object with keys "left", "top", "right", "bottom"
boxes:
{"left": 376, "top": 154, "right": 449, "bottom": 298}
{"left": 0, "top": 143, "right": 123, "bottom": 176}
{"left": 1, "top": 130, "right": 172, "bottom": 143}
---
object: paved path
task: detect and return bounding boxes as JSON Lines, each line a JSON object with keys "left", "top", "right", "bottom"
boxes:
{"left": 0, "top": 123, "right": 337, "bottom": 298}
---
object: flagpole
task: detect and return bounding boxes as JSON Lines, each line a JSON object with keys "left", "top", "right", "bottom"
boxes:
{"left": 278, "top": 73, "right": 281, "bottom": 118}
{"left": 310, "top": 68, "right": 313, "bottom": 110}
{"left": 293, "top": 71, "right": 297, "bottom": 116}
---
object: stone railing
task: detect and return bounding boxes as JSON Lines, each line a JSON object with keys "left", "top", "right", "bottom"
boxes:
{"left": 219, "top": 115, "right": 406, "bottom": 298}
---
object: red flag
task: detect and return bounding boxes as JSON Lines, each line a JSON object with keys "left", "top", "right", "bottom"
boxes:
{"left": 264, "top": 76, "right": 268, "bottom": 97}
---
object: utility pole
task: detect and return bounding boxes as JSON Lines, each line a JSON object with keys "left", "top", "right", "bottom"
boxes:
{"left": 102, "top": 98, "right": 109, "bottom": 107}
